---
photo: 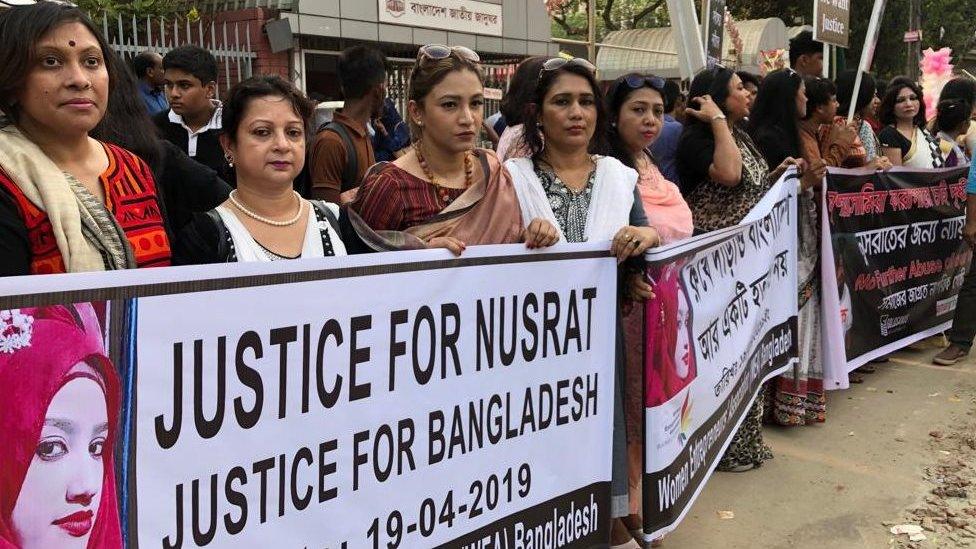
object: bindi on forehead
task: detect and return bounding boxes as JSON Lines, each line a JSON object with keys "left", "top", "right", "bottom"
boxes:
{"left": 69, "top": 40, "right": 76, "bottom": 47}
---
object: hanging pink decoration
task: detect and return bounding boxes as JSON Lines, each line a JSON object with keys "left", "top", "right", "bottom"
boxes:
{"left": 724, "top": 9, "right": 744, "bottom": 67}
{"left": 759, "top": 49, "right": 788, "bottom": 77}
{"left": 919, "top": 47, "right": 954, "bottom": 121}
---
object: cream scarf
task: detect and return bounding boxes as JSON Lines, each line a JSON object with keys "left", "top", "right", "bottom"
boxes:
{"left": 0, "top": 125, "right": 108, "bottom": 272}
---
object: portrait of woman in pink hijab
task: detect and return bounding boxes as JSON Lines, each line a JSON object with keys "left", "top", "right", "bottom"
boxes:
{"left": 644, "top": 263, "right": 698, "bottom": 407}
{"left": 0, "top": 303, "right": 123, "bottom": 549}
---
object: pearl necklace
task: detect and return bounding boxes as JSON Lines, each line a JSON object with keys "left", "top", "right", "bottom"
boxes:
{"left": 229, "top": 190, "right": 305, "bottom": 227}
{"left": 413, "top": 141, "right": 473, "bottom": 205}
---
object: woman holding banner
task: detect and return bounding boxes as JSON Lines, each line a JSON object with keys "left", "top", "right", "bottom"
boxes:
{"left": 0, "top": 303, "right": 123, "bottom": 549}
{"left": 879, "top": 79, "right": 945, "bottom": 168}
{"left": 749, "top": 70, "right": 832, "bottom": 426}
{"left": 675, "top": 67, "right": 798, "bottom": 472}
{"left": 177, "top": 75, "right": 351, "bottom": 263}
{"left": 504, "top": 58, "right": 659, "bottom": 548}
{"left": 603, "top": 71, "right": 693, "bottom": 541}
{"left": 352, "top": 45, "right": 559, "bottom": 253}
{"left": 0, "top": 2, "right": 171, "bottom": 275}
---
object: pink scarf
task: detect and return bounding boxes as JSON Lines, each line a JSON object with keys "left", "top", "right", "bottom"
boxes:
{"left": 636, "top": 159, "right": 693, "bottom": 244}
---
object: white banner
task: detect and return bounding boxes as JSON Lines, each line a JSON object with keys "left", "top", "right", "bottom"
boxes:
{"left": 0, "top": 244, "right": 616, "bottom": 549}
{"left": 131, "top": 244, "right": 615, "bottom": 547}
{"left": 642, "top": 176, "right": 800, "bottom": 539}
{"left": 379, "top": 0, "right": 503, "bottom": 37}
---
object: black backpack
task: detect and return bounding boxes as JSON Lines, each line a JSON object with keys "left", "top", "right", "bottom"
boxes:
{"left": 295, "top": 121, "right": 360, "bottom": 198}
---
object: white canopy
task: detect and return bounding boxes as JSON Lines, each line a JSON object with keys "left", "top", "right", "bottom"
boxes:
{"left": 596, "top": 17, "right": 789, "bottom": 80}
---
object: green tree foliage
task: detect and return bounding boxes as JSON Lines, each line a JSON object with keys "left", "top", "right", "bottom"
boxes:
{"left": 731, "top": 0, "right": 976, "bottom": 79}
{"left": 76, "top": 0, "right": 189, "bottom": 19}
{"left": 549, "top": 0, "right": 670, "bottom": 39}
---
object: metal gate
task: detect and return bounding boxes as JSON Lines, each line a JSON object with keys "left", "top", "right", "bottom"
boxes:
{"left": 102, "top": 14, "right": 257, "bottom": 96}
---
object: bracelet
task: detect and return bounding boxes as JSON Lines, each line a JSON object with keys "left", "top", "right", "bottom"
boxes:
{"left": 711, "top": 113, "right": 727, "bottom": 122}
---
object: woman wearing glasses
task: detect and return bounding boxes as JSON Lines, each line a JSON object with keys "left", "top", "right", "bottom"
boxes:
{"left": 604, "top": 72, "right": 692, "bottom": 546}
{"left": 505, "top": 57, "right": 659, "bottom": 549}
{"left": 352, "top": 45, "right": 559, "bottom": 253}
{"left": 878, "top": 79, "right": 944, "bottom": 168}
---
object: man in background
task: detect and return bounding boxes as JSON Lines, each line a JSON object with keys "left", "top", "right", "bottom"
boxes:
{"left": 790, "top": 30, "right": 825, "bottom": 78}
{"left": 309, "top": 45, "right": 387, "bottom": 203}
{"left": 132, "top": 50, "right": 168, "bottom": 116}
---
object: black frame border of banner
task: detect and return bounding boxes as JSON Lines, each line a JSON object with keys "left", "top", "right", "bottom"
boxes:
{"left": 0, "top": 249, "right": 611, "bottom": 309}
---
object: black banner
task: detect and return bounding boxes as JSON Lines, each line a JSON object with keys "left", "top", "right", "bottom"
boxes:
{"left": 825, "top": 167, "right": 971, "bottom": 361}
{"left": 436, "top": 482, "right": 610, "bottom": 549}
{"left": 704, "top": 0, "right": 726, "bottom": 67}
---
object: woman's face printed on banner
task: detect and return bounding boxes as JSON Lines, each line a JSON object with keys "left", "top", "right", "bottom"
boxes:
{"left": 12, "top": 362, "right": 108, "bottom": 549}
{"left": 674, "top": 287, "right": 692, "bottom": 379}
{"left": 0, "top": 304, "right": 122, "bottom": 549}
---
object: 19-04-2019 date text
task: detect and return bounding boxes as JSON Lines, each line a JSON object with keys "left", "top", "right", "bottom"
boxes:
{"left": 367, "top": 463, "right": 532, "bottom": 548}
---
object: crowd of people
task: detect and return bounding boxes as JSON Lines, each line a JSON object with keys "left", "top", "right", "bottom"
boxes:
{"left": 0, "top": 2, "right": 975, "bottom": 547}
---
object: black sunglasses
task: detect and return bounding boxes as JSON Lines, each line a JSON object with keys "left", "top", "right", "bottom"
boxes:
{"left": 623, "top": 74, "right": 665, "bottom": 90}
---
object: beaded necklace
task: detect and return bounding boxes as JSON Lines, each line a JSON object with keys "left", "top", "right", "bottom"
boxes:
{"left": 413, "top": 141, "right": 473, "bottom": 205}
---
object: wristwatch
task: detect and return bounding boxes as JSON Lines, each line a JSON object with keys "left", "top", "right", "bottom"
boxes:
{"left": 711, "top": 113, "right": 727, "bottom": 122}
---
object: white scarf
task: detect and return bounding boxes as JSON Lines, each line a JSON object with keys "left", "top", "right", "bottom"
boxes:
{"left": 214, "top": 202, "right": 347, "bottom": 262}
{"left": 505, "top": 156, "right": 637, "bottom": 243}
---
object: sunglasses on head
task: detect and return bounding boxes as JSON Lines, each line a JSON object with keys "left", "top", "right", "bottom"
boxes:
{"left": 623, "top": 74, "right": 665, "bottom": 91}
{"left": 540, "top": 57, "right": 596, "bottom": 75}
{"left": 417, "top": 44, "right": 480, "bottom": 64}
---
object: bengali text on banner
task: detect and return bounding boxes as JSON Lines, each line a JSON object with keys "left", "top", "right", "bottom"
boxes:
{"left": 641, "top": 176, "right": 800, "bottom": 539}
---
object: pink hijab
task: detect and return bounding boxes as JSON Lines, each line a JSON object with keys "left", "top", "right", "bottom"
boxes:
{"left": 0, "top": 303, "right": 122, "bottom": 549}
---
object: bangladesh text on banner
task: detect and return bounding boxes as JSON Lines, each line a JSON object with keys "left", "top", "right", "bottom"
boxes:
{"left": 0, "top": 244, "right": 617, "bottom": 549}
{"left": 820, "top": 166, "right": 972, "bottom": 388}
{"left": 641, "top": 175, "right": 800, "bottom": 539}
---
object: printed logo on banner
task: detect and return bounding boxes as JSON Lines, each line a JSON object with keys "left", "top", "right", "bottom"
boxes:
{"left": 879, "top": 313, "right": 909, "bottom": 337}
{"left": 937, "top": 295, "right": 959, "bottom": 316}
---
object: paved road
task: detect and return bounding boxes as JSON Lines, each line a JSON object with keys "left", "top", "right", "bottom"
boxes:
{"left": 662, "top": 347, "right": 976, "bottom": 549}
